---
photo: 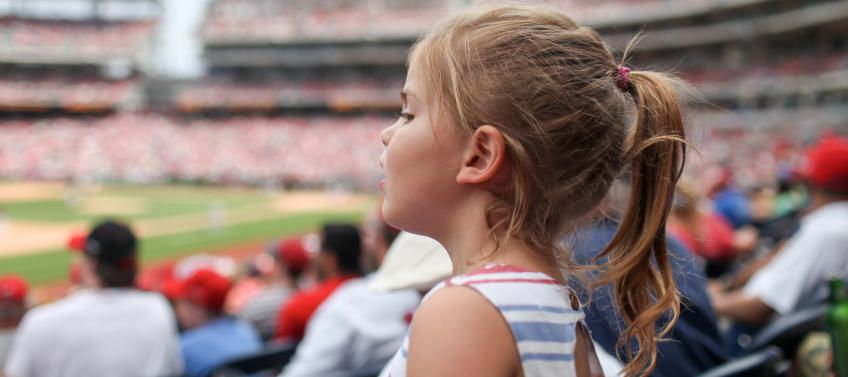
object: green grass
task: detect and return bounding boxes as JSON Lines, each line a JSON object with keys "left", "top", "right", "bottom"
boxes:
{"left": 1, "top": 184, "right": 271, "bottom": 223}
{"left": 0, "top": 182, "right": 374, "bottom": 285}
{"left": 0, "top": 209, "right": 366, "bottom": 285}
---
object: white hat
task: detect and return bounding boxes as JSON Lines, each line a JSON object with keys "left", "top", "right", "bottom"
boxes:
{"left": 369, "top": 231, "right": 453, "bottom": 292}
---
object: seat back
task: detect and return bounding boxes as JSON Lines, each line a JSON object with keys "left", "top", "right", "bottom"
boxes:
{"left": 696, "top": 346, "right": 785, "bottom": 377}
{"left": 209, "top": 342, "right": 297, "bottom": 377}
{"left": 321, "top": 365, "right": 385, "bottom": 377}
{"left": 744, "top": 304, "right": 827, "bottom": 357}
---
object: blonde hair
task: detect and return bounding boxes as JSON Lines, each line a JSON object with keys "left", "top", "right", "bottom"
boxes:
{"left": 411, "top": 5, "right": 686, "bottom": 376}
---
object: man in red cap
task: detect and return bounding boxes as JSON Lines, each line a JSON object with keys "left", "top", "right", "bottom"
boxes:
{"left": 173, "top": 268, "right": 261, "bottom": 377}
{"left": 279, "top": 209, "right": 421, "bottom": 377}
{"left": 4, "top": 220, "right": 183, "bottom": 377}
{"left": 274, "top": 223, "right": 362, "bottom": 341}
{"left": 0, "top": 275, "right": 27, "bottom": 369}
{"left": 238, "top": 237, "right": 310, "bottom": 340}
{"left": 710, "top": 137, "right": 848, "bottom": 326}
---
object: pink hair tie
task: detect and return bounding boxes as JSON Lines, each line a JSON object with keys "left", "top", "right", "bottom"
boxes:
{"left": 615, "top": 66, "right": 633, "bottom": 92}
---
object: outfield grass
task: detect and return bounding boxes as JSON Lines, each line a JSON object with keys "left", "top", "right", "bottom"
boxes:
{"left": 0, "top": 183, "right": 374, "bottom": 285}
{"left": 1, "top": 184, "right": 271, "bottom": 222}
{"left": 0, "top": 209, "right": 367, "bottom": 285}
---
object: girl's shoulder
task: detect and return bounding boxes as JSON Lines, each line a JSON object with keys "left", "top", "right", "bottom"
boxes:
{"left": 404, "top": 265, "right": 593, "bottom": 376}
{"left": 427, "top": 264, "right": 583, "bottom": 317}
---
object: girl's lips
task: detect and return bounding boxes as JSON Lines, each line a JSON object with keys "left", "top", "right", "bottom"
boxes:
{"left": 378, "top": 179, "right": 386, "bottom": 192}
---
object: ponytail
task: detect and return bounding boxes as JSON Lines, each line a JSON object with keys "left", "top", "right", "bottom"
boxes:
{"left": 593, "top": 70, "right": 687, "bottom": 376}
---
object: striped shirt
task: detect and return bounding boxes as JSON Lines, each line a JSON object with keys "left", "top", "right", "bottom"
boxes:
{"left": 380, "top": 264, "right": 602, "bottom": 377}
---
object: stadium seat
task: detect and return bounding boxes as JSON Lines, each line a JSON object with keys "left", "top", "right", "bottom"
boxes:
{"left": 742, "top": 304, "right": 827, "bottom": 358}
{"left": 695, "top": 346, "right": 787, "bottom": 377}
{"left": 209, "top": 341, "right": 297, "bottom": 377}
{"left": 320, "top": 365, "right": 385, "bottom": 377}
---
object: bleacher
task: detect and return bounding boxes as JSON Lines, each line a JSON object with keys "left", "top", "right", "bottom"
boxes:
{"left": 0, "top": 114, "right": 388, "bottom": 187}
{"left": 0, "top": 0, "right": 846, "bottom": 186}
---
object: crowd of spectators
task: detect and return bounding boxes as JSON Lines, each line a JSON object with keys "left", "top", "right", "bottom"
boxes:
{"left": 0, "top": 79, "right": 136, "bottom": 110}
{"left": 1, "top": 205, "right": 432, "bottom": 377}
{"left": 0, "top": 114, "right": 388, "bottom": 188}
{"left": 175, "top": 80, "right": 402, "bottom": 111}
{"left": 200, "top": 0, "right": 449, "bottom": 43}
{"left": 1, "top": 131, "right": 847, "bottom": 376}
{"left": 200, "top": 0, "right": 719, "bottom": 43}
{"left": 682, "top": 53, "right": 848, "bottom": 86}
{"left": 177, "top": 50, "right": 844, "bottom": 110}
{"left": 0, "top": 19, "right": 155, "bottom": 59}
{"left": 176, "top": 52, "right": 843, "bottom": 111}
{"left": 3, "top": 110, "right": 844, "bottom": 190}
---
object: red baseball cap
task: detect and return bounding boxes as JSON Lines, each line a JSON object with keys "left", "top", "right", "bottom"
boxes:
{"left": 0, "top": 275, "right": 28, "bottom": 303}
{"left": 160, "top": 278, "right": 184, "bottom": 302}
{"left": 172, "top": 269, "right": 231, "bottom": 312}
{"left": 798, "top": 137, "right": 848, "bottom": 191}
{"left": 275, "top": 238, "right": 311, "bottom": 276}
{"left": 67, "top": 233, "right": 87, "bottom": 252}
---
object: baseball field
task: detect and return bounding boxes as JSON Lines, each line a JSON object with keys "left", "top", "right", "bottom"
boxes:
{"left": 0, "top": 181, "right": 374, "bottom": 286}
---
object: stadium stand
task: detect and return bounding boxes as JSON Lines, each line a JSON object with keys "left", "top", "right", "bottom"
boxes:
{"left": 0, "top": 114, "right": 387, "bottom": 186}
{"left": 1, "top": 0, "right": 846, "bottom": 186}
{"left": 0, "top": 0, "right": 158, "bottom": 113}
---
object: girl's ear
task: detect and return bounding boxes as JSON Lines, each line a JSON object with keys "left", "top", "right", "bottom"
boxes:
{"left": 456, "top": 125, "right": 506, "bottom": 185}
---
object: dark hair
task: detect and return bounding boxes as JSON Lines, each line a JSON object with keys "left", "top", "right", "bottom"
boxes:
{"left": 94, "top": 263, "right": 137, "bottom": 288}
{"left": 0, "top": 300, "right": 26, "bottom": 324}
{"left": 321, "top": 223, "right": 362, "bottom": 275}
{"left": 87, "top": 220, "right": 138, "bottom": 288}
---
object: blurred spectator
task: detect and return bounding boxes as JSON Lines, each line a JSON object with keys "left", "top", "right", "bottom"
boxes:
{"left": 274, "top": 223, "right": 362, "bottom": 342}
{"left": 0, "top": 275, "right": 28, "bottom": 369}
{"left": 280, "top": 209, "right": 419, "bottom": 376}
{"left": 710, "top": 137, "right": 848, "bottom": 327}
{"left": 713, "top": 187, "right": 752, "bottom": 230}
{"left": 668, "top": 181, "right": 758, "bottom": 278}
{"left": 239, "top": 238, "right": 311, "bottom": 341}
{"left": 224, "top": 262, "right": 265, "bottom": 315}
{"left": 571, "top": 180, "right": 726, "bottom": 376}
{"left": 4, "top": 220, "right": 183, "bottom": 377}
{"left": 359, "top": 204, "right": 398, "bottom": 274}
{"left": 173, "top": 269, "right": 262, "bottom": 377}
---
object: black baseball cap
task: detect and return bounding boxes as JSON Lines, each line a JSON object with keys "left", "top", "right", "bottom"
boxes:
{"left": 83, "top": 220, "right": 137, "bottom": 269}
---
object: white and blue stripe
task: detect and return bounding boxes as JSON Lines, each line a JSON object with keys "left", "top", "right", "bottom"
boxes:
{"left": 380, "top": 264, "right": 593, "bottom": 377}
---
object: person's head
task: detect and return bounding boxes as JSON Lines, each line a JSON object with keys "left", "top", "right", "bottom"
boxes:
{"left": 361, "top": 204, "right": 401, "bottom": 272}
{"left": 272, "top": 237, "right": 311, "bottom": 283}
{"left": 670, "top": 180, "right": 702, "bottom": 223}
{"left": 380, "top": 5, "right": 686, "bottom": 375}
{"left": 315, "top": 223, "right": 362, "bottom": 280}
{"left": 173, "top": 268, "right": 231, "bottom": 330}
{"left": 76, "top": 220, "right": 138, "bottom": 288}
{"left": 0, "top": 275, "right": 28, "bottom": 328}
{"left": 798, "top": 137, "right": 848, "bottom": 206}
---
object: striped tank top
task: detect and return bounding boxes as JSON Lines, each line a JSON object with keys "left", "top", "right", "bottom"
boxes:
{"left": 379, "top": 264, "right": 603, "bottom": 377}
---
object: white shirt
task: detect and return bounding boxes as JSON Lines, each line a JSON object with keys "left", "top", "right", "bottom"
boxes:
{"left": 0, "top": 327, "right": 16, "bottom": 370}
{"left": 4, "top": 288, "right": 183, "bottom": 377}
{"left": 281, "top": 275, "right": 420, "bottom": 377}
{"left": 745, "top": 201, "right": 848, "bottom": 315}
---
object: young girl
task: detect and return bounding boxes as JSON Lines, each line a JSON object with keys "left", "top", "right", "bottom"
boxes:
{"left": 378, "top": 5, "right": 686, "bottom": 377}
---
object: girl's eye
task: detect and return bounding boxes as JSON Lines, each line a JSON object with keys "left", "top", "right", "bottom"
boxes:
{"left": 396, "top": 112, "right": 415, "bottom": 123}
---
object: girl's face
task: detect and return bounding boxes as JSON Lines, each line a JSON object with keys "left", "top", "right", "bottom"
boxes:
{"left": 379, "top": 59, "right": 468, "bottom": 236}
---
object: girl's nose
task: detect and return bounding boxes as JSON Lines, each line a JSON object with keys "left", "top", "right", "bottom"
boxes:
{"left": 381, "top": 124, "right": 396, "bottom": 146}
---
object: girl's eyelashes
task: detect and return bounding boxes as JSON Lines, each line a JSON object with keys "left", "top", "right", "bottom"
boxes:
{"left": 396, "top": 112, "right": 415, "bottom": 123}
